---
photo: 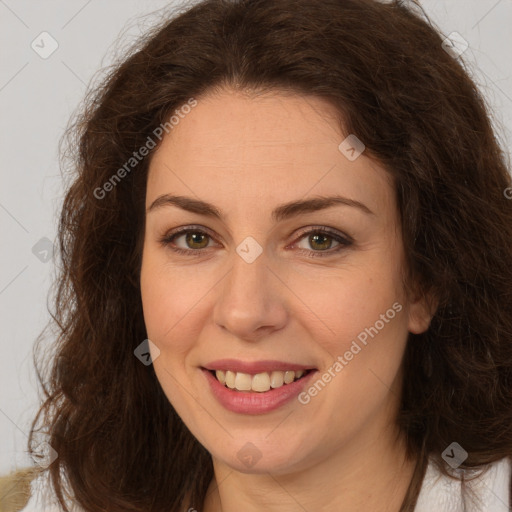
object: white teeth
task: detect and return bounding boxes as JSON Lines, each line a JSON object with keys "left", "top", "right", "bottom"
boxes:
{"left": 234, "top": 372, "right": 252, "bottom": 391}
{"left": 215, "top": 370, "right": 226, "bottom": 385}
{"left": 213, "top": 369, "right": 309, "bottom": 392}
{"left": 252, "top": 372, "right": 271, "bottom": 392}
{"left": 225, "top": 370, "right": 236, "bottom": 389}
{"left": 270, "top": 371, "right": 284, "bottom": 388}
{"left": 284, "top": 370, "right": 295, "bottom": 384}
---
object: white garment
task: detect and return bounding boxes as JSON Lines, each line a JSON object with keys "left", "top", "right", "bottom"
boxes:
{"left": 415, "top": 456, "right": 511, "bottom": 512}
{"left": 20, "top": 471, "right": 76, "bottom": 512}
{"left": 21, "top": 457, "right": 511, "bottom": 511}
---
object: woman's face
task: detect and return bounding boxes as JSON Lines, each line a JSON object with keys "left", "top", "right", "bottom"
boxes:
{"left": 140, "top": 89, "right": 431, "bottom": 474}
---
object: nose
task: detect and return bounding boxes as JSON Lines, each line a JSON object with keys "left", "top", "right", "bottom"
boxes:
{"left": 213, "top": 248, "right": 288, "bottom": 342}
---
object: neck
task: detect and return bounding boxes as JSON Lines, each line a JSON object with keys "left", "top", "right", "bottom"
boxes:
{"left": 203, "top": 420, "right": 418, "bottom": 512}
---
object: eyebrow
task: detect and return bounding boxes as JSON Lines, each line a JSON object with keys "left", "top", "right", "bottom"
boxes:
{"left": 147, "top": 194, "right": 374, "bottom": 222}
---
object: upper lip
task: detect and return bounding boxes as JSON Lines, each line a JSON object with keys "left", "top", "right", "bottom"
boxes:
{"left": 202, "top": 359, "right": 317, "bottom": 374}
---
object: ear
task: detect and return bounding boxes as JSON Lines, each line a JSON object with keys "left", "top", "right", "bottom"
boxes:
{"left": 407, "top": 291, "right": 438, "bottom": 334}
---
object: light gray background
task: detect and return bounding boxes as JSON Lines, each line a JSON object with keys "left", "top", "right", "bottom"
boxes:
{"left": 1, "top": 0, "right": 511, "bottom": 475}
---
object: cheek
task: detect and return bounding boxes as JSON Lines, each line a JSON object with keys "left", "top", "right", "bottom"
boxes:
{"left": 140, "top": 250, "right": 199, "bottom": 353}
{"left": 290, "top": 256, "right": 406, "bottom": 348}
{"left": 296, "top": 268, "right": 408, "bottom": 439}
{"left": 140, "top": 252, "right": 205, "bottom": 412}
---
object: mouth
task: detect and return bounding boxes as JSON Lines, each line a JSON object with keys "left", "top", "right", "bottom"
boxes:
{"left": 203, "top": 368, "right": 315, "bottom": 393}
{"left": 201, "top": 362, "right": 319, "bottom": 414}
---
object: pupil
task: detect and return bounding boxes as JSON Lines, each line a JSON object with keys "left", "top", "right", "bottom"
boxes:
{"left": 186, "top": 232, "right": 208, "bottom": 249}
{"left": 310, "top": 233, "right": 331, "bottom": 250}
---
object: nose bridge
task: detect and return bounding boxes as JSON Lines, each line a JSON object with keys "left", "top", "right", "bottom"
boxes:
{"left": 213, "top": 242, "right": 287, "bottom": 339}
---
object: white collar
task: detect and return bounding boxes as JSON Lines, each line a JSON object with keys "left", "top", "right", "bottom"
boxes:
{"left": 415, "top": 456, "right": 511, "bottom": 511}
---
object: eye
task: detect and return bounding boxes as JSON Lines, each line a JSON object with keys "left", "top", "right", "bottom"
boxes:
{"left": 159, "top": 225, "right": 352, "bottom": 258}
{"left": 175, "top": 231, "right": 211, "bottom": 250}
{"left": 292, "top": 227, "right": 352, "bottom": 258}
{"left": 159, "top": 226, "right": 217, "bottom": 255}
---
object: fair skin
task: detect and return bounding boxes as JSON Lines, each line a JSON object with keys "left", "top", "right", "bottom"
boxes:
{"left": 140, "top": 88, "right": 433, "bottom": 512}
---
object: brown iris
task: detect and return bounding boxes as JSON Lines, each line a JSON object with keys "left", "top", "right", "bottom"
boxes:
{"left": 185, "top": 232, "right": 209, "bottom": 249}
{"left": 308, "top": 233, "right": 333, "bottom": 251}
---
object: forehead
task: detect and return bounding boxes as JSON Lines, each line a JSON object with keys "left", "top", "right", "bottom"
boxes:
{"left": 155, "top": 90, "right": 343, "bottom": 163}
{"left": 146, "top": 89, "right": 395, "bottom": 220}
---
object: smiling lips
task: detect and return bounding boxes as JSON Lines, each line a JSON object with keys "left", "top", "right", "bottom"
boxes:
{"left": 202, "top": 364, "right": 318, "bottom": 414}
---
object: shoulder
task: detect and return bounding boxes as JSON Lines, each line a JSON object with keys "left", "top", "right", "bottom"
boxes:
{"left": 0, "top": 468, "right": 38, "bottom": 512}
{"left": 415, "top": 456, "right": 511, "bottom": 512}
{"left": 11, "top": 469, "right": 81, "bottom": 512}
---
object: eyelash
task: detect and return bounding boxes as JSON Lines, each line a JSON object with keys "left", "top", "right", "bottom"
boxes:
{"left": 159, "top": 225, "right": 353, "bottom": 258}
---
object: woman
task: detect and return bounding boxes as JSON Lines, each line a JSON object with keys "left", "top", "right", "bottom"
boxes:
{"left": 19, "top": 0, "right": 512, "bottom": 510}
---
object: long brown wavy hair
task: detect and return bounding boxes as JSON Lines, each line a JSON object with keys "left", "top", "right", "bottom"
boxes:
{"left": 28, "top": 0, "right": 512, "bottom": 510}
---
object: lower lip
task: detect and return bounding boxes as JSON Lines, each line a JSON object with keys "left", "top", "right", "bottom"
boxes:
{"left": 201, "top": 368, "right": 317, "bottom": 415}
